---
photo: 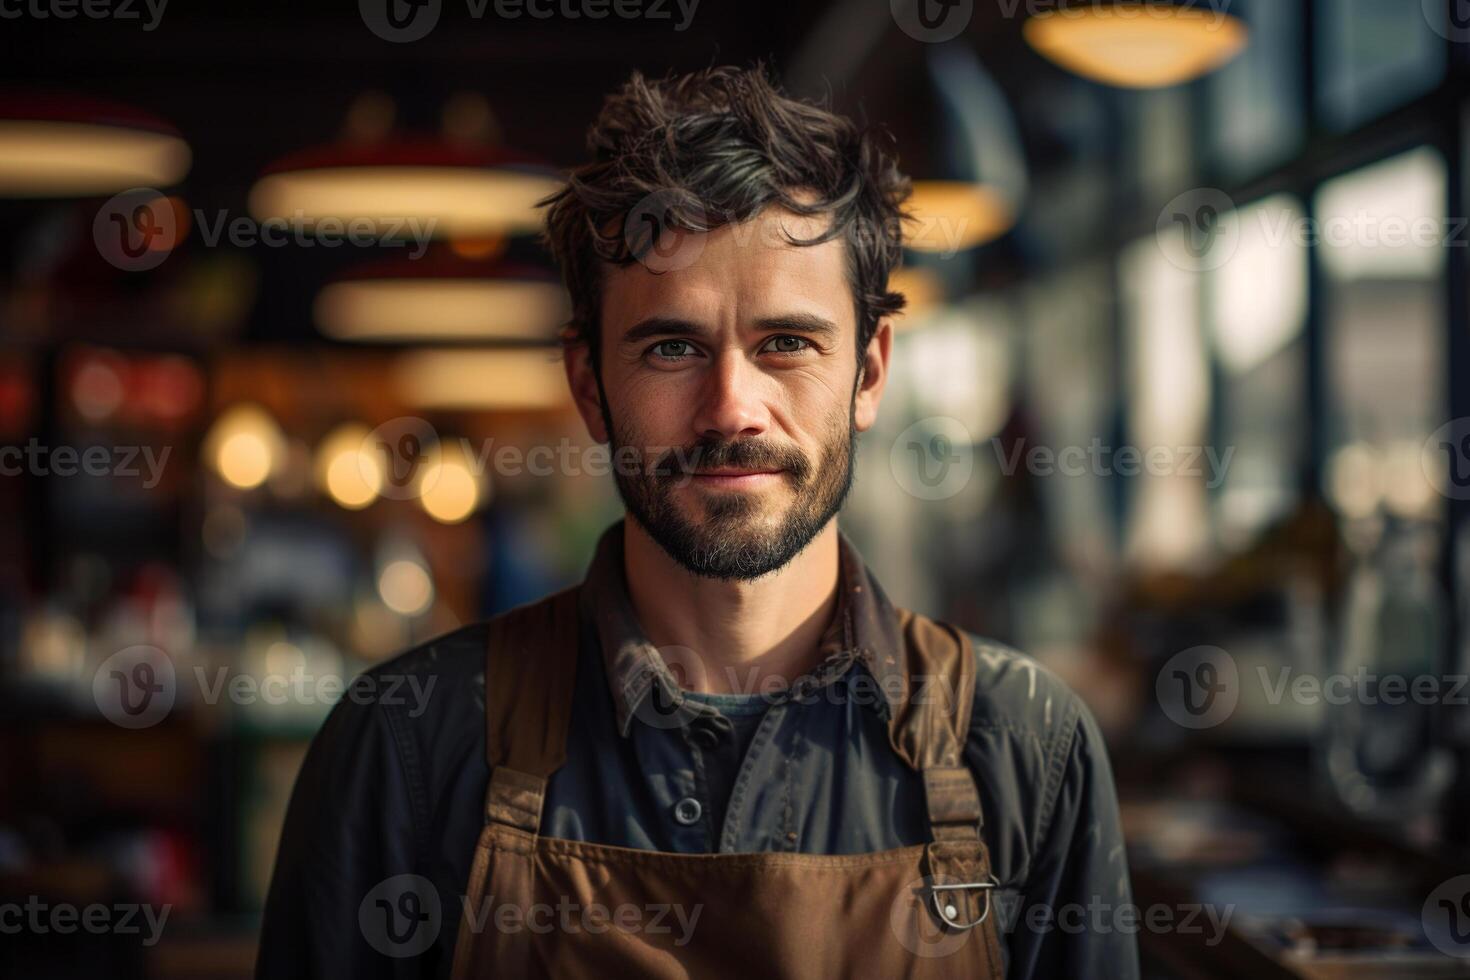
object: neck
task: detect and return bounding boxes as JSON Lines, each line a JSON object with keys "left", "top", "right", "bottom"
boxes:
{"left": 622, "top": 518, "right": 841, "bottom": 695}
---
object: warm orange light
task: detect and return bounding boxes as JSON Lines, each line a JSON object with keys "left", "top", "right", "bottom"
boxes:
{"left": 377, "top": 559, "right": 434, "bottom": 616}
{"left": 1024, "top": 4, "right": 1247, "bottom": 89}
{"left": 0, "top": 121, "right": 191, "bottom": 196}
{"left": 889, "top": 267, "right": 946, "bottom": 330}
{"left": 315, "top": 423, "right": 383, "bottom": 510}
{"left": 248, "top": 166, "right": 561, "bottom": 238}
{"left": 393, "top": 349, "right": 570, "bottom": 411}
{"left": 206, "top": 404, "right": 283, "bottom": 490}
{"left": 417, "top": 444, "right": 482, "bottom": 524}
{"left": 905, "top": 181, "right": 1014, "bottom": 253}
{"left": 449, "top": 236, "right": 507, "bottom": 260}
{"left": 315, "top": 278, "right": 568, "bottom": 343}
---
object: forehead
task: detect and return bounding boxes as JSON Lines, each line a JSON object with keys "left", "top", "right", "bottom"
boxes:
{"left": 600, "top": 206, "right": 853, "bottom": 334}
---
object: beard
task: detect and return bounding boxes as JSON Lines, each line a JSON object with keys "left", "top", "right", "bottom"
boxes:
{"left": 603, "top": 399, "right": 857, "bottom": 582}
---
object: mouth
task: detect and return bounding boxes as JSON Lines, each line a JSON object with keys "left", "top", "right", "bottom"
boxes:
{"left": 687, "top": 467, "right": 786, "bottom": 489}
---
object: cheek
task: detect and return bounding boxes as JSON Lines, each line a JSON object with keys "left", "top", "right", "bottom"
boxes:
{"left": 606, "top": 375, "right": 689, "bottom": 449}
{"left": 780, "top": 370, "right": 852, "bottom": 432}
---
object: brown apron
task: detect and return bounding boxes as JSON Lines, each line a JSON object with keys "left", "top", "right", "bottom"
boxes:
{"left": 450, "top": 585, "right": 1006, "bottom": 979}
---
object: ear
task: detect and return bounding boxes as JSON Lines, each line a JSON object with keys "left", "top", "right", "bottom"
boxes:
{"left": 563, "top": 338, "right": 610, "bottom": 444}
{"left": 852, "top": 316, "right": 892, "bottom": 433}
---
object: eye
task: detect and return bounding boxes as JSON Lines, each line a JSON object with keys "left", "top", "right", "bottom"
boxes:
{"left": 650, "top": 340, "right": 697, "bottom": 361}
{"left": 762, "top": 335, "right": 811, "bottom": 356}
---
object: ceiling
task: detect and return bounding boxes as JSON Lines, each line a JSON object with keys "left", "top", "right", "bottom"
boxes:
{"left": 0, "top": 0, "right": 1093, "bottom": 346}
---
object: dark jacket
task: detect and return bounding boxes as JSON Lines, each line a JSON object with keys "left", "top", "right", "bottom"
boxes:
{"left": 257, "top": 521, "right": 1139, "bottom": 979}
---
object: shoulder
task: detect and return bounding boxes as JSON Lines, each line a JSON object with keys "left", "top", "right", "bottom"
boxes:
{"left": 961, "top": 632, "right": 1086, "bottom": 751}
{"left": 337, "top": 585, "right": 577, "bottom": 746}
{"left": 354, "top": 618, "right": 494, "bottom": 748}
{"left": 949, "top": 628, "right": 1113, "bottom": 884}
{"left": 302, "top": 621, "right": 492, "bottom": 798}
{"left": 357, "top": 620, "right": 491, "bottom": 702}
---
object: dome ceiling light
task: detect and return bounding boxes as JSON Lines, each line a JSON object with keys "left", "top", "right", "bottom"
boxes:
{"left": 314, "top": 254, "right": 569, "bottom": 344}
{"left": 1024, "top": 1, "right": 1249, "bottom": 89}
{"left": 0, "top": 95, "right": 191, "bottom": 197}
{"left": 249, "top": 92, "right": 562, "bottom": 240}
{"left": 904, "top": 46, "right": 1028, "bottom": 255}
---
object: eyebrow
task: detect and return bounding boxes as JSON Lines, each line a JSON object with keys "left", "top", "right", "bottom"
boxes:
{"left": 619, "top": 312, "right": 840, "bottom": 345}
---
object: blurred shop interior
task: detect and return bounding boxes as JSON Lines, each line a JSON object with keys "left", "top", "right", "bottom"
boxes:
{"left": 3, "top": 0, "right": 1470, "bottom": 977}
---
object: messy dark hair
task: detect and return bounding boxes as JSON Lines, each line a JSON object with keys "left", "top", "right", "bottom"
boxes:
{"left": 540, "top": 64, "right": 911, "bottom": 376}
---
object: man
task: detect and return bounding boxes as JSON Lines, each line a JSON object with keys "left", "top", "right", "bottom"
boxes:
{"left": 258, "top": 65, "right": 1137, "bottom": 979}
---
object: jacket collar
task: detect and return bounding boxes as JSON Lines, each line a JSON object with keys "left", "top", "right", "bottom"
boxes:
{"left": 579, "top": 519, "right": 907, "bottom": 736}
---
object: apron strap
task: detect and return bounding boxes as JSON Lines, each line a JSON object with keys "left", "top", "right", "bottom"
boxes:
{"left": 923, "top": 765, "right": 985, "bottom": 842}
{"left": 887, "top": 615, "right": 1004, "bottom": 966}
{"left": 453, "top": 587, "right": 582, "bottom": 980}
{"left": 482, "top": 584, "right": 583, "bottom": 830}
{"left": 884, "top": 612, "right": 976, "bottom": 772}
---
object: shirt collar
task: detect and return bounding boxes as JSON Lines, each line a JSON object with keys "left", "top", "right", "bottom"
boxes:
{"left": 579, "top": 519, "right": 907, "bottom": 736}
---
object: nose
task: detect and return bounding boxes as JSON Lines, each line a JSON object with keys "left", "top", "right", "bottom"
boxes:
{"left": 690, "top": 349, "right": 770, "bottom": 442}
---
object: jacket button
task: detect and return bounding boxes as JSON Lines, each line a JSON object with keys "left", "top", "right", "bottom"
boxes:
{"left": 673, "top": 797, "right": 703, "bottom": 826}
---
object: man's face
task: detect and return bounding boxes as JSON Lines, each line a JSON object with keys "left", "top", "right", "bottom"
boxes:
{"left": 565, "top": 204, "right": 891, "bottom": 580}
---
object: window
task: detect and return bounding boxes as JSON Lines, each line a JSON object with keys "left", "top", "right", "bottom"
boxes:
{"left": 1316, "top": 0, "right": 1446, "bottom": 130}
{"left": 1120, "top": 233, "right": 1212, "bottom": 569}
{"left": 1207, "top": 0, "right": 1305, "bottom": 180}
{"left": 1208, "top": 194, "right": 1310, "bottom": 544}
{"left": 1316, "top": 147, "right": 1447, "bottom": 521}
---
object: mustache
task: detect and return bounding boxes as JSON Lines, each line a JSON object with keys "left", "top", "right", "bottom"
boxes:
{"left": 652, "top": 439, "right": 811, "bottom": 482}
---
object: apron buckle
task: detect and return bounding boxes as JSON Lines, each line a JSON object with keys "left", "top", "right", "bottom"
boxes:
{"left": 929, "top": 874, "right": 999, "bottom": 931}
